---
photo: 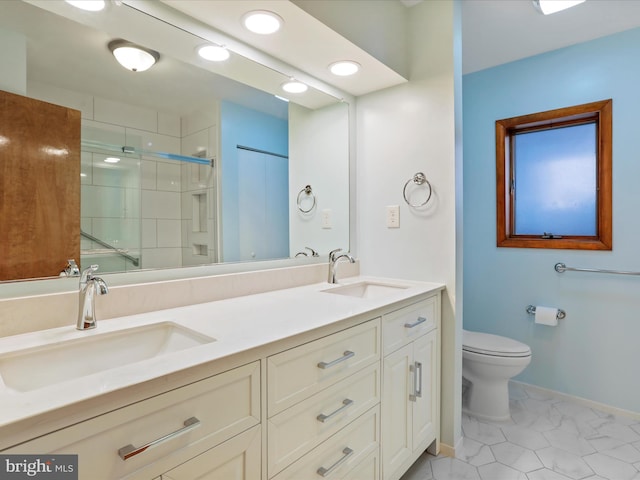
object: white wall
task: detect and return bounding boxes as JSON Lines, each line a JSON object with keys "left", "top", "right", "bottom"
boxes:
{"left": 356, "top": 0, "right": 461, "bottom": 450}
{"left": 289, "top": 102, "right": 350, "bottom": 257}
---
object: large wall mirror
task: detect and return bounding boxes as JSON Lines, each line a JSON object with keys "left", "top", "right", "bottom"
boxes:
{"left": 0, "top": 0, "right": 351, "bottom": 290}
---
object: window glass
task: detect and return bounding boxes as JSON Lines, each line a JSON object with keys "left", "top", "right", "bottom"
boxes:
{"left": 513, "top": 123, "right": 596, "bottom": 236}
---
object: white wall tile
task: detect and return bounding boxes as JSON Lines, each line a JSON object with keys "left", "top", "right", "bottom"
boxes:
{"left": 158, "top": 112, "right": 181, "bottom": 137}
{"left": 141, "top": 248, "right": 182, "bottom": 269}
{"left": 127, "top": 128, "right": 180, "bottom": 155}
{"left": 92, "top": 155, "right": 139, "bottom": 189}
{"left": 181, "top": 106, "right": 218, "bottom": 137}
{"left": 157, "top": 219, "right": 182, "bottom": 248}
{"left": 156, "top": 161, "right": 181, "bottom": 192}
{"left": 94, "top": 97, "right": 157, "bottom": 132}
{"left": 141, "top": 160, "right": 157, "bottom": 190}
{"left": 81, "top": 185, "right": 125, "bottom": 218}
{"left": 142, "top": 190, "right": 181, "bottom": 219}
{"left": 142, "top": 219, "right": 157, "bottom": 248}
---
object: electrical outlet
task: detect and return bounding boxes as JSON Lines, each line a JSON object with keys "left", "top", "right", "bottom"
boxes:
{"left": 386, "top": 205, "right": 400, "bottom": 228}
{"left": 322, "top": 209, "right": 332, "bottom": 229}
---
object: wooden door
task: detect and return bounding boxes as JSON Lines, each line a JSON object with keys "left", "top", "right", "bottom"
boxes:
{"left": 0, "top": 89, "right": 80, "bottom": 280}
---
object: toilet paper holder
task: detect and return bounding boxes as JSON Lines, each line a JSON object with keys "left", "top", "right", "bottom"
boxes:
{"left": 526, "top": 305, "right": 566, "bottom": 320}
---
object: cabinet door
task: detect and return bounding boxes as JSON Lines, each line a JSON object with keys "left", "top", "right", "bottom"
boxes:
{"left": 412, "top": 330, "right": 438, "bottom": 449}
{"left": 382, "top": 343, "right": 412, "bottom": 479}
{"left": 161, "top": 425, "right": 261, "bottom": 480}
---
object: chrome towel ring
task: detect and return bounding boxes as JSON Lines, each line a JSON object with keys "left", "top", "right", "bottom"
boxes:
{"left": 297, "top": 185, "right": 316, "bottom": 213}
{"left": 403, "top": 172, "right": 432, "bottom": 208}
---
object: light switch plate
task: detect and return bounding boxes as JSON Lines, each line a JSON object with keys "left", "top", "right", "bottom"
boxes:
{"left": 322, "top": 209, "right": 332, "bottom": 229}
{"left": 386, "top": 205, "right": 400, "bottom": 228}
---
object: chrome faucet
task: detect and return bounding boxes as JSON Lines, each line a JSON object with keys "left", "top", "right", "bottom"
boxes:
{"left": 77, "top": 265, "right": 109, "bottom": 330}
{"left": 328, "top": 248, "right": 356, "bottom": 284}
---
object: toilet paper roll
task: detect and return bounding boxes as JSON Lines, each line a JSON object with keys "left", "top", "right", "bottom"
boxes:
{"left": 534, "top": 306, "right": 558, "bottom": 327}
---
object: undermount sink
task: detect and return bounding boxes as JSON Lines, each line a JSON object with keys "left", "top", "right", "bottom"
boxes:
{"left": 323, "top": 281, "right": 409, "bottom": 299}
{"left": 0, "top": 322, "right": 215, "bottom": 392}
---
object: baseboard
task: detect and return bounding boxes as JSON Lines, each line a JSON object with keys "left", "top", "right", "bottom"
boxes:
{"left": 511, "top": 380, "right": 640, "bottom": 421}
{"left": 438, "top": 435, "right": 463, "bottom": 458}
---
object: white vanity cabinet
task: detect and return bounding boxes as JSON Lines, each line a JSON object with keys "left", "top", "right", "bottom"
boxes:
{"left": 1, "top": 282, "right": 443, "bottom": 480}
{"left": 4, "top": 361, "right": 261, "bottom": 480}
{"left": 266, "top": 318, "right": 381, "bottom": 479}
{"left": 381, "top": 295, "right": 441, "bottom": 480}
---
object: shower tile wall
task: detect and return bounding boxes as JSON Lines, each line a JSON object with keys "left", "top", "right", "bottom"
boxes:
{"left": 27, "top": 81, "right": 217, "bottom": 272}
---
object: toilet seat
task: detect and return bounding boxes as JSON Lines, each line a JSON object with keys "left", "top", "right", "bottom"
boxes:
{"left": 463, "top": 330, "right": 531, "bottom": 357}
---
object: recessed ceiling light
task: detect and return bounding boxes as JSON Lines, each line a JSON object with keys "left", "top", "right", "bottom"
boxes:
{"left": 282, "top": 81, "right": 308, "bottom": 94}
{"left": 242, "top": 10, "right": 283, "bottom": 35}
{"left": 329, "top": 60, "right": 360, "bottom": 76}
{"left": 108, "top": 40, "right": 159, "bottom": 72}
{"left": 104, "top": 157, "right": 120, "bottom": 164}
{"left": 532, "top": 0, "right": 585, "bottom": 15}
{"left": 65, "top": 0, "right": 106, "bottom": 11}
{"left": 197, "top": 45, "right": 230, "bottom": 62}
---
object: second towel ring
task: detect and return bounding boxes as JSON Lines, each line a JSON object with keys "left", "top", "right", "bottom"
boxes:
{"left": 297, "top": 185, "right": 316, "bottom": 213}
{"left": 403, "top": 172, "right": 432, "bottom": 208}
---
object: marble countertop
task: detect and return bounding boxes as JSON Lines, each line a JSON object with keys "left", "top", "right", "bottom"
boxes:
{"left": 0, "top": 276, "right": 444, "bottom": 429}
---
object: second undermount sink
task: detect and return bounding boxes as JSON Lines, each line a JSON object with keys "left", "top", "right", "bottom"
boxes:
{"left": 0, "top": 322, "right": 215, "bottom": 393}
{"left": 323, "top": 281, "right": 409, "bottom": 299}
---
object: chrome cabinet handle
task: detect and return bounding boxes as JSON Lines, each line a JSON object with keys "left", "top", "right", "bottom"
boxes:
{"left": 415, "top": 361, "right": 423, "bottom": 399}
{"left": 404, "top": 316, "right": 427, "bottom": 329}
{"left": 317, "top": 399, "right": 354, "bottom": 423}
{"left": 317, "top": 447, "right": 354, "bottom": 477}
{"left": 317, "top": 350, "right": 355, "bottom": 369}
{"left": 118, "top": 417, "right": 200, "bottom": 460}
{"left": 409, "top": 363, "right": 417, "bottom": 402}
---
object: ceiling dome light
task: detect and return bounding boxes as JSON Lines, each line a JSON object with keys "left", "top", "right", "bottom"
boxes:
{"left": 197, "top": 44, "right": 230, "bottom": 62}
{"left": 282, "top": 81, "right": 308, "bottom": 94}
{"left": 242, "top": 10, "right": 283, "bottom": 35}
{"left": 65, "top": 0, "right": 106, "bottom": 11}
{"left": 108, "top": 40, "right": 159, "bottom": 72}
{"left": 329, "top": 60, "right": 360, "bottom": 76}
{"left": 532, "top": 0, "right": 585, "bottom": 15}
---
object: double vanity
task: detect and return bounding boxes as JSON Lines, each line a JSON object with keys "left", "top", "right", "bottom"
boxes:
{"left": 0, "top": 276, "right": 443, "bottom": 480}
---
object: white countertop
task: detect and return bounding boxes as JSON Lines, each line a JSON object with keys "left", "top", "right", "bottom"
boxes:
{"left": 0, "top": 276, "right": 444, "bottom": 430}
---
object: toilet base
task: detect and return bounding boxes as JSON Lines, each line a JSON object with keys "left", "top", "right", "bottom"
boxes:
{"left": 462, "top": 377, "right": 512, "bottom": 422}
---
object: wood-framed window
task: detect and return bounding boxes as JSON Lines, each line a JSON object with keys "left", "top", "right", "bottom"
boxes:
{"left": 496, "top": 99, "right": 612, "bottom": 250}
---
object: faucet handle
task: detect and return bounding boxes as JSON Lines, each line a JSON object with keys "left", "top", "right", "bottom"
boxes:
{"left": 305, "top": 247, "right": 319, "bottom": 257}
{"left": 329, "top": 248, "right": 342, "bottom": 261}
{"left": 80, "top": 264, "right": 99, "bottom": 283}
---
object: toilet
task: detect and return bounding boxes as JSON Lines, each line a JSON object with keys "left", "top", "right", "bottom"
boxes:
{"left": 462, "top": 329, "right": 532, "bottom": 421}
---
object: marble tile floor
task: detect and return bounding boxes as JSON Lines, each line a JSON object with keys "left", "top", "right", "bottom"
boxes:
{"left": 401, "top": 383, "right": 640, "bottom": 480}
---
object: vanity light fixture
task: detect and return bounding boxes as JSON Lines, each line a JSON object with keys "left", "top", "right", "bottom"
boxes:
{"left": 532, "top": 0, "right": 586, "bottom": 15}
{"left": 329, "top": 60, "right": 360, "bottom": 76}
{"left": 281, "top": 80, "right": 308, "bottom": 94}
{"left": 242, "top": 10, "right": 283, "bottom": 35}
{"left": 65, "top": 0, "right": 106, "bottom": 11}
{"left": 197, "top": 44, "right": 230, "bottom": 62}
{"left": 108, "top": 40, "right": 159, "bottom": 72}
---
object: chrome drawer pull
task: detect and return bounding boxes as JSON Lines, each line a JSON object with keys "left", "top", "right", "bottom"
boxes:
{"left": 404, "top": 316, "right": 427, "bottom": 329}
{"left": 317, "top": 447, "right": 354, "bottom": 477}
{"left": 415, "top": 361, "right": 423, "bottom": 398}
{"left": 317, "top": 398, "right": 354, "bottom": 423}
{"left": 317, "top": 350, "right": 355, "bottom": 369}
{"left": 118, "top": 416, "right": 200, "bottom": 461}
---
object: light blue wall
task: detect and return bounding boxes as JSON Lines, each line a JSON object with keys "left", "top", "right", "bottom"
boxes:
{"left": 220, "top": 101, "right": 288, "bottom": 262}
{"left": 463, "top": 28, "right": 640, "bottom": 413}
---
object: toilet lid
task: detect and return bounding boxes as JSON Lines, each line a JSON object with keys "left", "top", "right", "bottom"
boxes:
{"left": 463, "top": 330, "right": 531, "bottom": 357}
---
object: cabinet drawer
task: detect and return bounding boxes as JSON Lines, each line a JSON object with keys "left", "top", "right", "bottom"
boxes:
{"left": 6, "top": 361, "right": 260, "bottom": 480}
{"left": 383, "top": 297, "right": 437, "bottom": 355}
{"left": 161, "top": 425, "right": 261, "bottom": 480}
{"left": 268, "top": 319, "right": 380, "bottom": 415}
{"left": 268, "top": 362, "right": 380, "bottom": 477}
{"left": 343, "top": 450, "right": 379, "bottom": 480}
{"left": 272, "top": 406, "right": 380, "bottom": 480}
